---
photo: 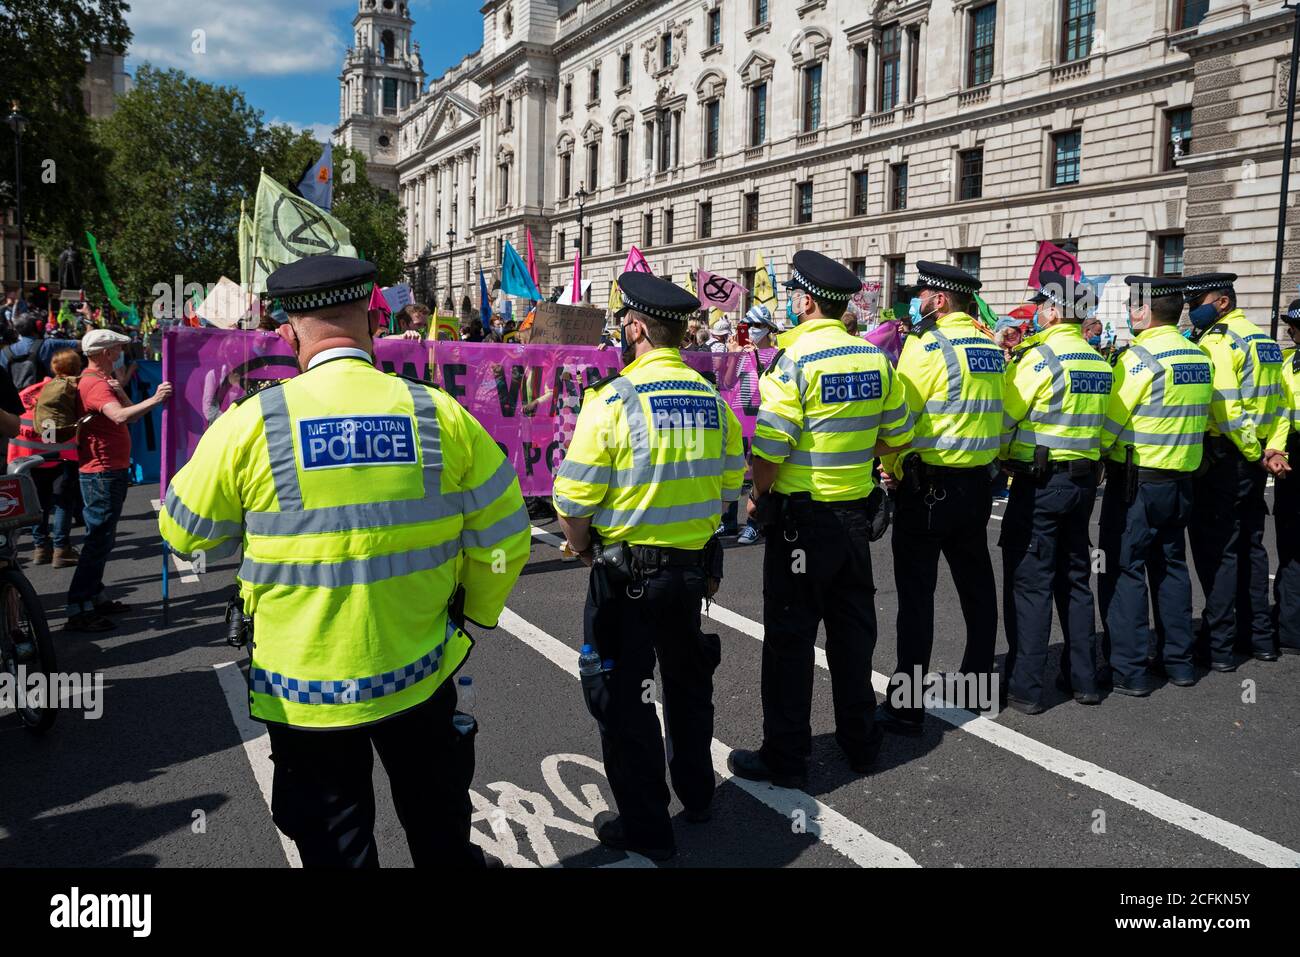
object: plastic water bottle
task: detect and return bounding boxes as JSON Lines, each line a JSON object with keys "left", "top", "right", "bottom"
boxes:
{"left": 453, "top": 676, "right": 476, "bottom": 734}
{"left": 578, "top": 644, "right": 603, "bottom": 677}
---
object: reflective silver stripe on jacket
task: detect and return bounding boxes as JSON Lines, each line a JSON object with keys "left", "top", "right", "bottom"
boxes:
{"left": 910, "top": 434, "right": 1001, "bottom": 452}
{"left": 594, "top": 497, "right": 722, "bottom": 528}
{"left": 1025, "top": 409, "right": 1106, "bottom": 429}
{"left": 927, "top": 330, "right": 965, "bottom": 404}
{"left": 1112, "top": 429, "right": 1203, "bottom": 447}
{"left": 756, "top": 409, "right": 802, "bottom": 442}
{"left": 165, "top": 486, "right": 243, "bottom": 542}
{"left": 240, "top": 536, "right": 463, "bottom": 587}
{"left": 785, "top": 447, "right": 876, "bottom": 468}
{"left": 1011, "top": 429, "right": 1099, "bottom": 452}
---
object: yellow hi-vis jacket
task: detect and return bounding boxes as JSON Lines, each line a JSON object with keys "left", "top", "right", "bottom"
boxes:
{"left": 1267, "top": 346, "right": 1299, "bottom": 452}
{"left": 1001, "top": 322, "right": 1112, "bottom": 463}
{"left": 752, "top": 316, "right": 915, "bottom": 501}
{"left": 551, "top": 347, "right": 745, "bottom": 548}
{"left": 881, "top": 311, "right": 1004, "bottom": 478}
{"left": 1196, "top": 309, "right": 1285, "bottom": 463}
{"left": 1100, "top": 324, "right": 1213, "bottom": 472}
{"left": 158, "top": 355, "right": 530, "bottom": 729}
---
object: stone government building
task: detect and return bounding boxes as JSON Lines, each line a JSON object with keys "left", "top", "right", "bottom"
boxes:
{"left": 335, "top": 0, "right": 1299, "bottom": 327}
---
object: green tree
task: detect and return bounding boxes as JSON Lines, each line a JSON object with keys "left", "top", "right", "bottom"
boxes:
{"left": 0, "top": 0, "right": 131, "bottom": 270}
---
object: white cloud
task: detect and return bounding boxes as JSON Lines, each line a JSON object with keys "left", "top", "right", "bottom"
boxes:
{"left": 126, "top": 0, "right": 352, "bottom": 77}
{"left": 269, "top": 118, "right": 337, "bottom": 143}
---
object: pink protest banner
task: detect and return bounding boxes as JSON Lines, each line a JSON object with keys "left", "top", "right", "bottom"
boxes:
{"left": 160, "top": 328, "right": 773, "bottom": 497}
{"left": 1028, "top": 241, "right": 1082, "bottom": 288}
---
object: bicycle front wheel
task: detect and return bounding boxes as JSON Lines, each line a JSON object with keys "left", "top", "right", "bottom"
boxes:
{"left": 0, "top": 568, "right": 58, "bottom": 732}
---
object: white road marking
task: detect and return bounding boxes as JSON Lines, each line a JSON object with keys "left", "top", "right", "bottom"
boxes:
{"left": 212, "top": 661, "right": 302, "bottom": 868}
{"left": 530, "top": 522, "right": 1300, "bottom": 868}
{"left": 497, "top": 607, "right": 919, "bottom": 868}
{"left": 150, "top": 499, "right": 199, "bottom": 583}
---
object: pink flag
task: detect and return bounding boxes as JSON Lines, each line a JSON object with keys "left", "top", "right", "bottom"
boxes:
{"left": 368, "top": 282, "right": 393, "bottom": 331}
{"left": 526, "top": 227, "right": 540, "bottom": 290}
{"left": 1028, "top": 241, "right": 1082, "bottom": 288}
{"left": 572, "top": 247, "right": 583, "bottom": 305}
{"left": 623, "top": 245, "right": 652, "bottom": 275}
{"left": 695, "top": 269, "right": 747, "bottom": 312}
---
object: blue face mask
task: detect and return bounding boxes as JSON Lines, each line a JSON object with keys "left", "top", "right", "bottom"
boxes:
{"left": 1189, "top": 302, "right": 1220, "bottom": 329}
{"left": 1087, "top": 335, "right": 1101, "bottom": 348}
{"left": 786, "top": 297, "right": 799, "bottom": 326}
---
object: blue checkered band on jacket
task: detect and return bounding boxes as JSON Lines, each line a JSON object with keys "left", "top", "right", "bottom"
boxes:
{"left": 280, "top": 281, "right": 375, "bottom": 313}
{"left": 917, "top": 272, "right": 977, "bottom": 295}
{"left": 249, "top": 642, "right": 446, "bottom": 704}
{"left": 791, "top": 267, "right": 854, "bottom": 301}
{"left": 622, "top": 294, "right": 695, "bottom": 320}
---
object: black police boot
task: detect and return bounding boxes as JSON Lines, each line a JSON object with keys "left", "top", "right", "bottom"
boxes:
{"left": 591, "top": 811, "right": 675, "bottom": 862}
{"left": 874, "top": 705, "right": 924, "bottom": 736}
{"left": 726, "top": 749, "right": 807, "bottom": 790}
{"left": 1252, "top": 650, "right": 1279, "bottom": 662}
{"left": 1110, "top": 678, "right": 1155, "bottom": 697}
{"left": 838, "top": 725, "right": 885, "bottom": 774}
{"left": 1005, "top": 695, "right": 1045, "bottom": 716}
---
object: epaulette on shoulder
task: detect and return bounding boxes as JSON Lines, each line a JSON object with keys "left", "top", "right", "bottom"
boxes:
{"left": 233, "top": 379, "right": 283, "bottom": 407}
{"left": 1009, "top": 344, "right": 1035, "bottom": 365}
{"left": 388, "top": 371, "right": 444, "bottom": 392}
{"left": 1209, "top": 323, "right": 1230, "bottom": 337}
{"left": 1109, "top": 346, "right": 1129, "bottom": 368}
{"left": 761, "top": 348, "right": 786, "bottom": 376}
{"left": 585, "top": 370, "right": 622, "bottom": 393}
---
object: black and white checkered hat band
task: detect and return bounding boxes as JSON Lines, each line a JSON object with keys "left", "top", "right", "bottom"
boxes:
{"left": 1149, "top": 285, "right": 1182, "bottom": 297}
{"left": 791, "top": 268, "right": 853, "bottom": 302}
{"left": 622, "top": 294, "right": 692, "bottom": 320}
{"left": 280, "top": 281, "right": 374, "bottom": 313}
{"left": 1287, "top": 308, "right": 1300, "bottom": 322}
{"left": 1038, "top": 288, "right": 1068, "bottom": 307}
{"left": 918, "top": 272, "right": 977, "bottom": 295}
{"left": 1183, "top": 280, "right": 1231, "bottom": 296}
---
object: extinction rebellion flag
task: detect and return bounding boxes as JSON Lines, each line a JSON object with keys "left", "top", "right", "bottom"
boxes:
{"left": 250, "top": 171, "right": 357, "bottom": 294}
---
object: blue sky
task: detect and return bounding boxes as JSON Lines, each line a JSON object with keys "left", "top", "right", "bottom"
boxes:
{"left": 123, "top": 0, "right": 484, "bottom": 141}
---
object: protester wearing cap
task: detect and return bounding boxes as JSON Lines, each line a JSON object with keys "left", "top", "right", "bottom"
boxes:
{"left": 728, "top": 250, "right": 914, "bottom": 788}
{"left": 160, "top": 255, "right": 530, "bottom": 868}
{"left": 708, "top": 316, "right": 733, "bottom": 353}
{"left": 1264, "top": 299, "right": 1300, "bottom": 654}
{"left": 999, "top": 267, "right": 1112, "bottom": 713}
{"left": 64, "top": 328, "right": 174, "bottom": 633}
{"left": 1093, "top": 276, "right": 1212, "bottom": 695}
{"left": 874, "top": 261, "right": 1003, "bottom": 733}
{"left": 1180, "top": 271, "right": 1285, "bottom": 668}
{"left": 552, "top": 269, "right": 742, "bottom": 860}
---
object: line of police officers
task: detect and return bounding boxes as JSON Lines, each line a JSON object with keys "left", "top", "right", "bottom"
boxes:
{"left": 161, "top": 252, "right": 1297, "bottom": 867}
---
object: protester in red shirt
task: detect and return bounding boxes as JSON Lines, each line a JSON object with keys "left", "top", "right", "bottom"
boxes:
{"left": 65, "top": 329, "right": 173, "bottom": 633}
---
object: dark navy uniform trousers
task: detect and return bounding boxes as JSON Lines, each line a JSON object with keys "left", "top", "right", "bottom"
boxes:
{"left": 1275, "top": 443, "right": 1300, "bottom": 652}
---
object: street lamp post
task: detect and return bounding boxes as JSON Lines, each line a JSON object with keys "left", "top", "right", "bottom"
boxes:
{"left": 7, "top": 102, "right": 27, "bottom": 306}
{"left": 1271, "top": 1, "right": 1300, "bottom": 339}
{"left": 574, "top": 184, "right": 588, "bottom": 253}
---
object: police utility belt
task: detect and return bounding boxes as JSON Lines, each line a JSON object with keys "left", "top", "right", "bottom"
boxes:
{"left": 592, "top": 537, "right": 720, "bottom": 586}
{"left": 1004, "top": 446, "right": 1100, "bottom": 482}
{"left": 751, "top": 489, "right": 891, "bottom": 543}
{"left": 902, "top": 454, "right": 999, "bottom": 492}
{"left": 1105, "top": 449, "right": 1191, "bottom": 506}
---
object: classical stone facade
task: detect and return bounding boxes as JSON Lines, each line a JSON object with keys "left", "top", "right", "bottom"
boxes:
{"left": 364, "top": 0, "right": 1296, "bottom": 325}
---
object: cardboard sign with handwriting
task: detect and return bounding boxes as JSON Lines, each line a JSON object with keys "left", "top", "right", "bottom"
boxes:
{"left": 527, "top": 302, "right": 607, "bottom": 345}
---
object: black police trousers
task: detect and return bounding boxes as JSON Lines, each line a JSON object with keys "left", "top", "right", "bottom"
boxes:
{"left": 1001, "top": 470, "right": 1099, "bottom": 704}
{"left": 1274, "top": 457, "right": 1300, "bottom": 652}
{"left": 583, "top": 564, "right": 720, "bottom": 850}
{"left": 760, "top": 497, "right": 879, "bottom": 774}
{"left": 1098, "top": 476, "right": 1196, "bottom": 685}
{"left": 266, "top": 679, "right": 484, "bottom": 869}
{"left": 1189, "top": 452, "right": 1272, "bottom": 661}
{"left": 886, "top": 469, "right": 998, "bottom": 721}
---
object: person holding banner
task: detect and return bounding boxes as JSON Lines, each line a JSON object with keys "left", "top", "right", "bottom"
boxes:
{"left": 553, "top": 270, "right": 745, "bottom": 862}
{"left": 159, "top": 255, "right": 531, "bottom": 868}
{"left": 730, "top": 250, "right": 915, "bottom": 788}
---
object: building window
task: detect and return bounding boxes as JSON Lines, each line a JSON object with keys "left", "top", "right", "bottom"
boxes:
{"left": 620, "top": 52, "right": 631, "bottom": 88}
{"left": 661, "top": 32, "right": 673, "bottom": 69}
{"left": 959, "top": 147, "right": 984, "bottom": 200}
{"left": 879, "top": 25, "right": 901, "bottom": 112}
{"left": 586, "top": 141, "right": 600, "bottom": 188}
{"left": 1051, "top": 129, "right": 1081, "bottom": 187}
{"left": 968, "top": 3, "right": 996, "bottom": 87}
{"left": 887, "top": 256, "right": 908, "bottom": 308}
{"left": 908, "top": 25, "right": 921, "bottom": 101}
{"left": 849, "top": 259, "right": 867, "bottom": 281}
{"left": 589, "top": 64, "right": 600, "bottom": 103}
{"left": 383, "top": 77, "right": 398, "bottom": 114}
{"left": 795, "top": 181, "right": 813, "bottom": 225}
{"left": 1061, "top": 0, "right": 1095, "bottom": 63}
{"left": 890, "top": 162, "right": 908, "bottom": 211}
{"left": 741, "top": 269, "right": 756, "bottom": 311}
{"left": 744, "top": 191, "right": 760, "bottom": 232}
{"left": 750, "top": 82, "right": 768, "bottom": 145}
{"left": 616, "top": 130, "right": 630, "bottom": 183}
{"left": 504, "top": 98, "right": 513, "bottom": 128}
{"left": 560, "top": 153, "right": 572, "bottom": 199}
{"left": 1157, "top": 234, "right": 1185, "bottom": 276}
{"left": 665, "top": 208, "right": 674, "bottom": 244}
{"left": 855, "top": 47, "right": 869, "bottom": 115}
{"left": 705, "top": 100, "right": 721, "bottom": 158}
{"left": 851, "top": 170, "right": 869, "bottom": 216}
{"left": 562, "top": 82, "right": 573, "bottom": 114}
{"left": 699, "top": 201, "right": 713, "bottom": 239}
{"left": 497, "top": 162, "right": 510, "bottom": 207}
{"left": 643, "top": 211, "right": 654, "bottom": 247}
{"left": 1178, "top": 0, "right": 1209, "bottom": 29}
{"left": 708, "top": 8, "right": 721, "bottom": 47}
{"left": 557, "top": 229, "right": 566, "bottom": 258}
{"left": 614, "top": 218, "right": 624, "bottom": 251}
{"left": 1164, "top": 107, "right": 1192, "bottom": 170}
{"left": 755, "top": 0, "right": 769, "bottom": 27}
{"left": 802, "top": 63, "right": 822, "bottom": 132}
{"left": 583, "top": 225, "right": 593, "bottom": 256}
{"left": 956, "top": 249, "right": 981, "bottom": 280}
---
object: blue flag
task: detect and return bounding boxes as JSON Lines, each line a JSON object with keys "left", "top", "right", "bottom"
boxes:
{"left": 297, "top": 142, "right": 333, "bottom": 212}
{"left": 500, "top": 241, "right": 541, "bottom": 301}
{"left": 479, "top": 267, "right": 492, "bottom": 332}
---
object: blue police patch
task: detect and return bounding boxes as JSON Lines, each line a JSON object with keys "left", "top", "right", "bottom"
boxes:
{"left": 820, "top": 371, "right": 883, "bottom": 403}
{"left": 298, "top": 415, "right": 418, "bottom": 470}
{"left": 1258, "top": 342, "right": 1284, "bottom": 364}
{"left": 1171, "top": 363, "right": 1212, "bottom": 386}
{"left": 1069, "top": 370, "right": 1112, "bottom": 395}
{"left": 966, "top": 349, "right": 1005, "bottom": 375}
{"left": 648, "top": 394, "right": 719, "bottom": 429}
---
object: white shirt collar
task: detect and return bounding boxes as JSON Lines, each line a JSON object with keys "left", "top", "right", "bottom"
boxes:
{"left": 307, "top": 347, "right": 373, "bottom": 370}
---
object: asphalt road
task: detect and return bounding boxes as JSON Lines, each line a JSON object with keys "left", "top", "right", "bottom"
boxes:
{"left": 1, "top": 482, "right": 1297, "bottom": 868}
